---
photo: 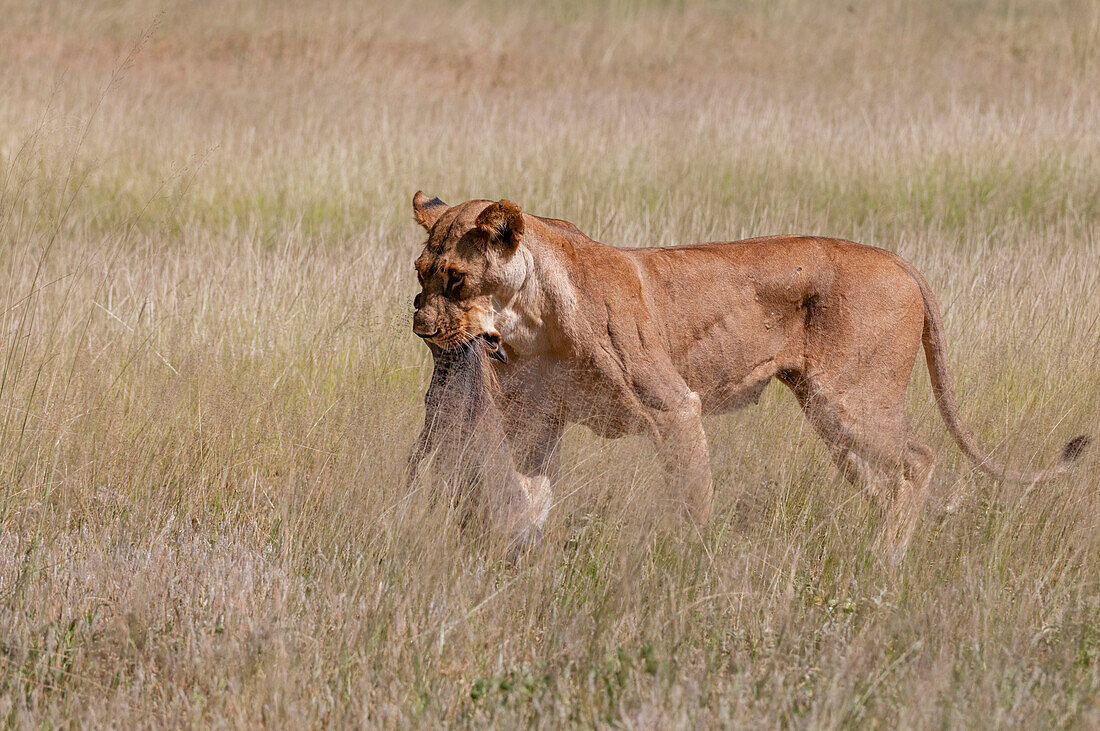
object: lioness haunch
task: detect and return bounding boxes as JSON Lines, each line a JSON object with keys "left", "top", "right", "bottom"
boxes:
{"left": 408, "top": 191, "right": 1090, "bottom": 564}
{"left": 407, "top": 335, "right": 550, "bottom": 549}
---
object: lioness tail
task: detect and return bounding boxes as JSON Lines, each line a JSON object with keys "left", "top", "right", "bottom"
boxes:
{"left": 893, "top": 255, "right": 1089, "bottom": 483}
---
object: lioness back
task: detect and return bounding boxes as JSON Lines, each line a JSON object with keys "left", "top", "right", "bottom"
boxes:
{"left": 619, "top": 236, "right": 923, "bottom": 413}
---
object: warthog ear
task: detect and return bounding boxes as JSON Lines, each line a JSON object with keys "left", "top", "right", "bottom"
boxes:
{"left": 475, "top": 200, "right": 524, "bottom": 253}
{"left": 413, "top": 190, "right": 448, "bottom": 230}
{"left": 482, "top": 332, "right": 508, "bottom": 364}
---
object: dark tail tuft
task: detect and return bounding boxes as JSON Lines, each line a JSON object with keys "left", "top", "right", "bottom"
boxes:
{"left": 1062, "top": 435, "right": 1091, "bottom": 463}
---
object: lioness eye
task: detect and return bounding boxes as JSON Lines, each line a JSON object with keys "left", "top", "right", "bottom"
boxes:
{"left": 446, "top": 271, "right": 465, "bottom": 297}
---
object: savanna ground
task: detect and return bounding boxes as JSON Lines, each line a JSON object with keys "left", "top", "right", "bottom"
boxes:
{"left": 1, "top": 0, "right": 1099, "bottom": 726}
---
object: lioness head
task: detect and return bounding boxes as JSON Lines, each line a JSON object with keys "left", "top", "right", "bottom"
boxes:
{"left": 411, "top": 191, "right": 524, "bottom": 362}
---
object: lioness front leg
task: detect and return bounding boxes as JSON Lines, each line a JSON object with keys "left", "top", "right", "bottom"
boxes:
{"left": 649, "top": 391, "right": 713, "bottom": 524}
{"left": 500, "top": 416, "right": 563, "bottom": 546}
{"left": 499, "top": 473, "right": 551, "bottom": 555}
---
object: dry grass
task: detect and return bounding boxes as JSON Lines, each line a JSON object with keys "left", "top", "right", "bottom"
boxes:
{"left": 1, "top": 0, "right": 1099, "bottom": 726}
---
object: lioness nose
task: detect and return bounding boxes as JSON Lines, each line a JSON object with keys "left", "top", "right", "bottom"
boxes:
{"left": 412, "top": 310, "right": 438, "bottom": 338}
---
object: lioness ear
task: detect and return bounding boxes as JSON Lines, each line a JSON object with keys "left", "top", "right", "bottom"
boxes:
{"left": 413, "top": 190, "right": 448, "bottom": 230}
{"left": 475, "top": 200, "right": 524, "bottom": 253}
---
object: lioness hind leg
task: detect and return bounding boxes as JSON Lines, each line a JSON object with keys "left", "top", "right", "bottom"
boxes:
{"left": 837, "top": 434, "right": 936, "bottom": 565}
{"left": 831, "top": 432, "right": 935, "bottom": 564}
{"left": 789, "top": 376, "right": 933, "bottom": 564}
{"left": 874, "top": 440, "right": 935, "bottom": 565}
{"left": 828, "top": 445, "right": 877, "bottom": 492}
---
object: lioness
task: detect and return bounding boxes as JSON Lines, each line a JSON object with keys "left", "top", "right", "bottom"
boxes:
{"left": 409, "top": 191, "right": 1088, "bottom": 561}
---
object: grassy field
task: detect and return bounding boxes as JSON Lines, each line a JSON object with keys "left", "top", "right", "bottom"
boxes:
{"left": 1, "top": 0, "right": 1099, "bottom": 726}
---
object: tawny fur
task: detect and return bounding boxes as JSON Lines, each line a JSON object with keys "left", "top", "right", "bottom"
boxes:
{"left": 410, "top": 191, "right": 1089, "bottom": 562}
